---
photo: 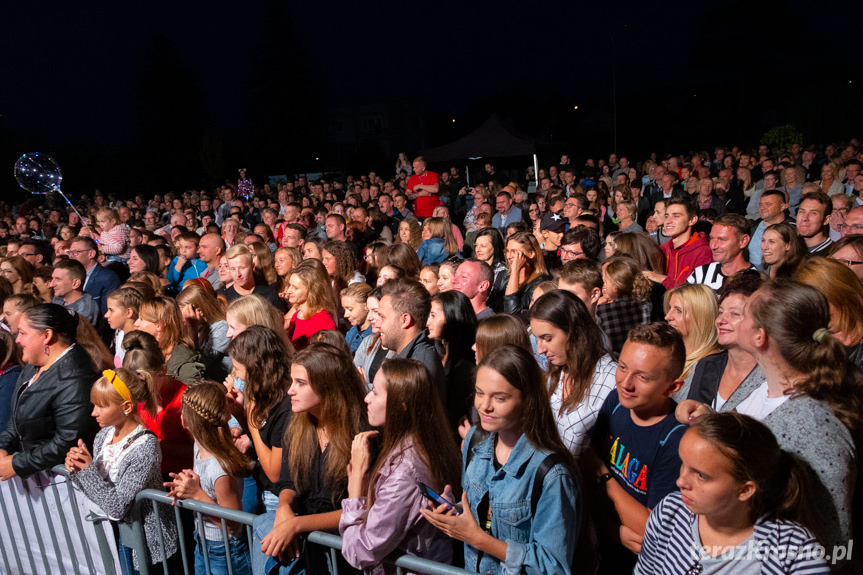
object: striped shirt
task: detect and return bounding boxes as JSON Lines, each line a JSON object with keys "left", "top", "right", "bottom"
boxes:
{"left": 635, "top": 492, "right": 830, "bottom": 575}
{"left": 686, "top": 262, "right": 757, "bottom": 292}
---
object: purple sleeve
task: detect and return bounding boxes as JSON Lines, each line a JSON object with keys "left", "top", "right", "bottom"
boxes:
{"left": 339, "top": 458, "right": 426, "bottom": 570}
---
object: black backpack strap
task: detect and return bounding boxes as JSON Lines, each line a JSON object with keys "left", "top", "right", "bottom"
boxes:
{"left": 530, "top": 453, "right": 566, "bottom": 515}
{"left": 463, "top": 427, "right": 483, "bottom": 473}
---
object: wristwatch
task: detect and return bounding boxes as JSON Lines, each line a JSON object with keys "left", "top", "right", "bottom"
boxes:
{"left": 596, "top": 472, "right": 614, "bottom": 486}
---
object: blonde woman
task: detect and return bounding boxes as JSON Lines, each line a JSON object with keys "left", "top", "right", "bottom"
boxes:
{"left": 664, "top": 283, "right": 719, "bottom": 400}
{"left": 417, "top": 217, "right": 459, "bottom": 265}
{"left": 222, "top": 244, "right": 285, "bottom": 312}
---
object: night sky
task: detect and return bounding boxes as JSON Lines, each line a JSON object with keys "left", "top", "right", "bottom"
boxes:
{"left": 2, "top": 0, "right": 861, "bottom": 199}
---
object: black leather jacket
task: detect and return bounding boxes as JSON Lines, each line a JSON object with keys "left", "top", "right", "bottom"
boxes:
{"left": 0, "top": 345, "right": 98, "bottom": 478}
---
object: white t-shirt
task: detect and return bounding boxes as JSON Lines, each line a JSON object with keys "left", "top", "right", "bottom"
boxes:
{"left": 194, "top": 444, "right": 243, "bottom": 541}
{"left": 734, "top": 382, "right": 789, "bottom": 421}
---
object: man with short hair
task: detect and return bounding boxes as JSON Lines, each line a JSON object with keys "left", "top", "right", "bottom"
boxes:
{"left": 406, "top": 157, "right": 440, "bottom": 218}
{"left": 686, "top": 214, "right": 754, "bottom": 291}
{"left": 378, "top": 279, "right": 446, "bottom": 400}
{"left": 196, "top": 233, "right": 226, "bottom": 291}
{"left": 749, "top": 190, "right": 794, "bottom": 269}
{"left": 392, "top": 194, "right": 414, "bottom": 221}
{"left": 491, "top": 190, "right": 523, "bottom": 232}
{"left": 746, "top": 160, "right": 778, "bottom": 220}
{"left": 585, "top": 323, "right": 687, "bottom": 562}
{"left": 796, "top": 192, "right": 833, "bottom": 256}
{"left": 560, "top": 227, "right": 602, "bottom": 263}
{"left": 783, "top": 167, "right": 804, "bottom": 216}
{"left": 281, "top": 223, "right": 307, "bottom": 250}
{"left": 325, "top": 214, "right": 347, "bottom": 242}
{"left": 68, "top": 236, "right": 121, "bottom": 314}
{"left": 17, "top": 239, "right": 48, "bottom": 269}
{"left": 453, "top": 259, "right": 494, "bottom": 320}
{"left": 50, "top": 259, "right": 102, "bottom": 327}
{"left": 645, "top": 197, "right": 712, "bottom": 289}
{"left": 841, "top": 206, "right": 863, "bottom": 238}
{"left": 563, "top": 195, "right": 587, "bottom": 229}
{"left": 557, "top": 260, "right": 603, "bottom": 319}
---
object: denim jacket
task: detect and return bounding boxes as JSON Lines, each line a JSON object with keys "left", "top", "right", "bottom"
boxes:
{"left": 416, "top": 238, "right": 448, "bottom": 265}
{"left": 462, "top": 427, "right": 580, "bottom": 575}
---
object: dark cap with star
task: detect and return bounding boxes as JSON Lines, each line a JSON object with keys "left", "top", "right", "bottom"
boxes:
{"left": 540, "top": 211, "right": 567, "bottom": 232}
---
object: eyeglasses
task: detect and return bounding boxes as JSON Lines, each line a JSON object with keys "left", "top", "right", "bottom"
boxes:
{"left": 560, "top": 247, "right": 584, "bottom": 258}
{"left": 837, "top": 224, "right": 863, "bottom": 233}
{"left": 831, "top": 257, "right": 863, "bottom": 267}
{"left": 17, "top": 252, "right": 36, "bottom": 257}
{"left": 67, "top": 249, "right": 91, "bottom": 257}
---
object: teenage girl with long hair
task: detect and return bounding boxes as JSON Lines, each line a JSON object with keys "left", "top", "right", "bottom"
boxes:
{"left": 166, "top": 382, "right": 253, "bottom": 575}
{"left": 422, "top": 345, "right": 580, "bottom": 574}
{"left": 530, "top": 290, "right": 617, "bottom": 455}
{"left": 136, "top": 296, "right": 205, "bottom": 385}
{"left": 66, "top": 367, "right": 179, "bottom": 574}
{"left": 340, "top": 359, "right": 461, "bottom": 571}
{"left": 285, "top": 259, "right": 337, "bottom": 350}
{"left": 636, "top": 413, "right": 829, "bottom": 574}
{"left": 253, "top": 343, "right": 367, "bottom": 574}
{"left": 177, "top": 282, "right": 231, "bottom": 381}
{"left": 226, "top": 326, "right": 294, "bottom": 513}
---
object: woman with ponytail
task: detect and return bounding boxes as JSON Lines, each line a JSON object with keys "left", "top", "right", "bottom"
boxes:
{"left": 678, "top": 279, "right": 862, "bottom": 549}
{"left": 636, "top": 412, "right": 829, "bottom": 574}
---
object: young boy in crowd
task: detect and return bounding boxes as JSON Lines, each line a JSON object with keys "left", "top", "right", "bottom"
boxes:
{"left": 103, "top": 286, "right": 144, "bottom": 366}
{"left": 166, "top": 231, "right": 208, "bottom": 293}
{"left": 584, "top": 322, "right": 687, "bottom": 570}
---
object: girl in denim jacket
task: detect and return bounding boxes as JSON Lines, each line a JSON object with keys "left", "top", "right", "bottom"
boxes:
{"left": 340, "top": 358, "right": 461, "bottom": 574}
{"left": 423, "top": 345, "right": 581, "bottom": 575}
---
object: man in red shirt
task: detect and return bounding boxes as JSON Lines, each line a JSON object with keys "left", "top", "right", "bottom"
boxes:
{"left": 407, "top": 156, "right": 440, "bottom": 218}
{"left": 643, "top": 196, "right": 711, "bottom": 289}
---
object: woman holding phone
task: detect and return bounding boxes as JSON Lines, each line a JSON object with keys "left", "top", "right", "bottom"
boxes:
{"left": 339, "top": 358, "right": 461, "bottom": 573}
{"left": 422, "top": 345, "right": 580, "bottom": 575}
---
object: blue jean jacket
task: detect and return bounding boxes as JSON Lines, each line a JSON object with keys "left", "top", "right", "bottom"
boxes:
{"left": 462, "top": 427, "right": 580, "bottom": 575}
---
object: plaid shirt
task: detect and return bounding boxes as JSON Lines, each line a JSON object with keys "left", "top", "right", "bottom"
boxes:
{"left": 596, "top": 296, "right": 652, "bottom": 356}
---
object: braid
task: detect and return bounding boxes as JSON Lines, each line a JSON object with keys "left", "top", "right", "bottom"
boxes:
{"left": 182, "top": 390, "right": 227, "bottom": 427}
{"left": 180, "top": 382, "right": 251, "bottom": 478}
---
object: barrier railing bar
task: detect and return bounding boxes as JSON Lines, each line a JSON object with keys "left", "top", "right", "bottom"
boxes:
{"left": 38, "top": 475, "right": 68, "bottom": 574}
{"left": 196, "top": 510, "right": 211, "bottom": 575}
{"left": 22, "top": 479, "right": 51, "bottom": 574}
{"left": 84, "top": 512, "right": 118, "bottom": 575}
{"left": 0, "top": 485, "right": 21, "bottom": 574}
{"left": 220, "top": 516, "right": 235, "bottom": 575}
{"left": 64, "top": 474, "right": 97, "bottom": 574}
{"left": 48, "top": 480, "right": 74, "bottom": 575}
{"left": 173, "top": 504, "right": 192, "bottom": 575}
{"left": 152, "top": 499, "right": 169, "bottom": 574}
{"left": 8, "top": 478, "right": 38, "bottom": 574}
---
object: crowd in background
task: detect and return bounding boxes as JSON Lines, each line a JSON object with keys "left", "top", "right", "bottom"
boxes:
{"left": 0, "top": 139, "right": 862, "bottom": 574}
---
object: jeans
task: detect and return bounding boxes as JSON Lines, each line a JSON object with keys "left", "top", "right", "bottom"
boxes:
{"left": 193, "top": 531, "right": 252, "bottom": 575}
{"left": 261, "top": 489, "right": 280, "bottom": 513}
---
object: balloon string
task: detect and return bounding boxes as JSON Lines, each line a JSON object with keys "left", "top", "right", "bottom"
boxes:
{"left": 53, "top": 186, "right": 90, "bottom": 227}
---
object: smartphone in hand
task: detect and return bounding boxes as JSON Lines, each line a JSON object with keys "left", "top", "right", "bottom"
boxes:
{"left": 417, "top": 481, "right": 462, "bottom": 515}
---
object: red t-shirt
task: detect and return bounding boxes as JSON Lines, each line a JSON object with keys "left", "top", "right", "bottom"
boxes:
{"left": 138, "top": 376, "right": 194, "bottom": 473}
{"left": 288, "top": 309, "right": 337, "bottom": 350}
{"left": 407, "top": 171, "right": 440, "bottom": 217}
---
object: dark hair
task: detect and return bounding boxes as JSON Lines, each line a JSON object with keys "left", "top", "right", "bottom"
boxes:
{"left": 430, "top": 290, "right": 477, "bottom": 367}
{"left": 666, "top": 195, "right": 698, "bottom": 220}
{"left": 474, "top": 314, "right": 531, "bottom": 361}
{"left": 763, "top": 223, "right": 807, "bottom": 278}
{"left": 227, "top": 326, "right": 293, "bottom": 429}
{"left": 717, "top": 271, "right": 764, "bottom": 304}
{"left": 477, "top": 345, "right": 573, "bottom": 467}
{"left": 626, "top": 322, "right": 686, "bottom": 380}
{"left": 132, "top": 244, "right": 162, "bottom": 275}
{"left": 530, "top": 290, "right": 607, "bottom": 413}
{"left": 54, "top": 258, "right": 87, "bottom": 286}
{"left": 474, "top": 228, "right": 506, "bottom": 264}
{"left": 323, "top": 240, "right": 357, "bottom": 284}
{"left": 748, "top": 280, "right": 862, "bottom": 430}
{"left": 385, "top": 243, "right": 421, "bottom": 279}
{"left": 380, "top": 278, "right": 431, "bottom": 326}
{"left": 690, "top": 413, "right": 817, "bottom": 532}
{"left": 368, "top": 359, "right": 461, "bottom": 508}
{"left": 23, "top": 303, "right": 79, "bottom": 344}
{"left": 561, "top": 227, "right": 601, "bottom": 261}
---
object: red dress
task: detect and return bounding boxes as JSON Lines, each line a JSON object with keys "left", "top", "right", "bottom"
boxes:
{"left": 287, "top": 309, "right": 337, "bottom": 350}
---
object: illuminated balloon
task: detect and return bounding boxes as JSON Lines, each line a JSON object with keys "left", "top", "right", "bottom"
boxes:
{"left": 14, "top": 153, "right": 62, "bottom": 195}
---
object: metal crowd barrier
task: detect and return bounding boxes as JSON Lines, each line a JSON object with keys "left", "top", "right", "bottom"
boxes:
{"left": 0, "top": 465, "right": 473, "bottom": 575}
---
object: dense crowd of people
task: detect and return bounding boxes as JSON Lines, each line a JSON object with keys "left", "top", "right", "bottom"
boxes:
{"left": 1, "top": 141, "right": 863, "bottom": 574}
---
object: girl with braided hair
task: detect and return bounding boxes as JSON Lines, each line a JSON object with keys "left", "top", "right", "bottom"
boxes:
{"left": 165, "top": 381, "right": 253, "bottom": 575}
{"left": 66, "top": 367, "right": 179, "bottom": 574}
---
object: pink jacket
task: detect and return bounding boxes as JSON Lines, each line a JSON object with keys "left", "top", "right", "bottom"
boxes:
{"left": 339, "top": 440, "right": 452, "bottom": 574}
